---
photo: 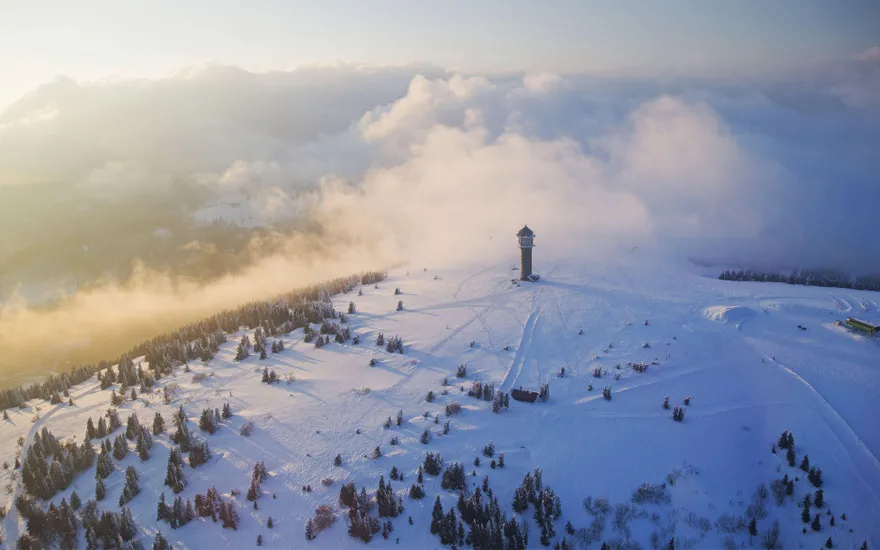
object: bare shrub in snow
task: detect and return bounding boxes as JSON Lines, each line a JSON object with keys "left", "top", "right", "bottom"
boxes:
{"left": 761, "top": 520, "right": 782, "bottom": 550}
{"left": 632, "top": 483, "right": 670, "bottom": 505}
{"left": 747, "top": 484, "right": 769, "bottom": 520}
{"left": 239, "top": 422, "right": 254, "bottom": 437}
{"left": 685, "top": 512, "right": 712, "bottom": 533}
{"left": 715, "top": 514, "right": 748, "bottom": 534}
{"left": 445, "top": 402, "right": 462, "bottom": 416}
{"left": 584, "top": 496, "right": 611, "bottom": 516}
{"left": 321, "top": 478, "right": 334, "bottom": 486}
{"left": 572, "top": 515, "right": 606, "bottom": 547}
{"left": 769, "top": 479, "right": 787, "bottom": 505}
{"left": 191, "top": 373, "right": 209, "bottom": 383}
{"left": 314, "top": 504, "right": 336, "bottom": 531}
{"left": 612, "top": 503, "right": 644, "bottom": 540}
{"left": 285, "top": 374, "right": 295, "bottom": 385}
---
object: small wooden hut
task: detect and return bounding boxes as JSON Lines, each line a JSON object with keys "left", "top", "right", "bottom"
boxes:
{"left": 511, "top": 387, "right": 539, "bottom": 403}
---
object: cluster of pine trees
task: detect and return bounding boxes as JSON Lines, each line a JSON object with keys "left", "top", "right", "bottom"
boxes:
{"left": 170, "top": 405, "right": 192, "bottom": 451}
{"left": 430, "top": 496, "right": 464, "bottom": 546}
{"left": 376, "top": 475, "right": 403, "bottom": 518}
{"left": 385, "top": 335, "right": 404, "bottom": 354}
{"left": 492, "top": 390, "right": 511, "bottom": 413}
{"left": 719, "top": 269, "right": 880, "bottom": 291}
{"left": 538, "top": 382, "right": 550, "bottom": 402}
{"left": 247, "top": 461, "right": 269, "bottom": 502}
{"left": 157, "top": 491, "right": 196, "bottom": 529}
{"left": 320, "top": 319, "right": 351, "bottom": 343}
{"left": 424, "top": 452, "right": 444, "bottom": 476}
{"left": 512, "top": 468, "right": 562, "bottom": 545}
{"left": 199, "top": 407, "right": 225, "bottom": 434}
{"left": 339, "top": 481, "right": 382, "bottom": 542}
{"left": 164, "top": 447, "right": 187, "bottom": 494}
{"left": 21, "top": 427, "right": 96, "bottom": 500}
{"left": 193, "top": 487, "right": 239, "bottom": 529}
{"left": 457, "top": 485, "right": 529, "bottom": 550}
{"left": 261, "top": 367, "right": 280, "bottom": 384}
{"left": 13, "top": 494, "right": 80, "bottom": 549}
{"left": 468, "top": 381, "right": 495, "bottom": 401}
{"left": 234, "top": 334, "right": 252, "bottom": 361}
{"left": 118, "top": 466, "right": 140, "bottom": 506}
{"left": 0, "top": 364, "right": 97, "bottom": 411}
{"left": 441, "top": 462, "right": 468, "bottom": 491}
{"left": 189, "top": 440, "right": 211, "bottom": 468}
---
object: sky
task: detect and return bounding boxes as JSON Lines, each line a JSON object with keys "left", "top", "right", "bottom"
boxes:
{"left": 2, "top": 0, "right": 879, "bottom": 110}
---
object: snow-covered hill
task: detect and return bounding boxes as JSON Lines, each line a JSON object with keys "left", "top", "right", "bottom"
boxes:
{"left": 2, "top": 256, "right": 879, "bottom": 549}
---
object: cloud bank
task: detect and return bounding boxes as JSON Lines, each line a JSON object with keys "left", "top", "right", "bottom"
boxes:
{"left": 1, "top": 53, "right": 879, "bottom": 376}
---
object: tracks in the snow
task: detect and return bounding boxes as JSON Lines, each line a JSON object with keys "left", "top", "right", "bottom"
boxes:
{"left": 501, "top": 305, "right": 542, "bottom": 392}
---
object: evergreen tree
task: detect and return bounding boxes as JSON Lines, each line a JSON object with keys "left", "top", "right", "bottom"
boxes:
{"left": 153, "top": 412, "right": 165, "bottom": 435}
{"left": 814, "top": 489, "right": 824, "bottom": 508}
{"left": 786, "top": 446, "right": 796, "bottom": 467}
{"left": 810, "top": 468, "right": 824, "bottom": 488}
{"left": 189, "top": 440, "right": 211, "bottom": 468}
{"left": 777, "top": 431, "right": 789, "bottom": 449}
{"left": 811, "top": 513, "right": 821, "bottom": 531}
{"left": 152, "top": 532, "right": 172, "bottom": 550}
{"left": 802, "top": 503, "right": 811, "bottom": 523}
{"left": 157, "top": 492, "right": 171, "bottom": 521}
{"left": 137, "top": 433, "right": 150, "bottom": 461}
{"left": 113, "top": 434, "right": 129, "bottom": 460}
{"left": 95, "top": 477, "right": 106, "bottom": 501}
{"left": 199, "top": 409, "right": 217, "bottom": 434}
{"left": 120, "top": 507, "right": 137, "bottom": 541}
{"left": 800, "top": 454, "right": 810, "bottom": 472}
{"left": 430, "top": 496, "right": 444, "bottom": 535}
{"left": 749, "top": 517, "right": 757, "bottom": 537}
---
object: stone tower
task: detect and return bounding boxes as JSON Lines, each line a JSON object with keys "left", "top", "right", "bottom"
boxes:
{"left": 517, "top": 225, "right": 535, "bottom": 280}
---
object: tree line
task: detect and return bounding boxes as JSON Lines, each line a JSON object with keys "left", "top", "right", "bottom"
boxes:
{"left": 719, "top": 269, "right": 880, "bottom": 292}
{"left": 0, "top": 270, "right": 386, "bottom": 411}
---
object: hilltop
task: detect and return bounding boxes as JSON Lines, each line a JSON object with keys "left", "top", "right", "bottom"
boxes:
{"left": 1, "top": 256, "right": 878, "bottom": 549}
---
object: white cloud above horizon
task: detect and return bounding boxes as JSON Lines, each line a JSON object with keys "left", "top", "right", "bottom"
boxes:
{"left": 1, "top": 56, "right": 880, "bottom": 275}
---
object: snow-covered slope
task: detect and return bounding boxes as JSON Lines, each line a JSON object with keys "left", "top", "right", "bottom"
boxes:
{"left": 2, "top": 256, "right": 879, "bottom": 549}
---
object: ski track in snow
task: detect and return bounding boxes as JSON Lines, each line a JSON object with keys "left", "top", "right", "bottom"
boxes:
{"left": 500, "top": 304, "right": 542, "bottom": 392}
{"left": 768, "top": 357, "right": 880, "bottom": 509}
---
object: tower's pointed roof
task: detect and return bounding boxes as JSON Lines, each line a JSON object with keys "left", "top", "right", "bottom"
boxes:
{"left": 516, "top": 225, "right": 534, "bottom": 237}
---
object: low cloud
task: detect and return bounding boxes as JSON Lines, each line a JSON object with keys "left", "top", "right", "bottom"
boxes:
{"left": 1, "top": 58, "right": 879, "bottom": 376}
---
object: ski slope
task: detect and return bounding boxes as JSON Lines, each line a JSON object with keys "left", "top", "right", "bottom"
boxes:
{"left": 2, "top": 255, "right": 879, "bottom": 549}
